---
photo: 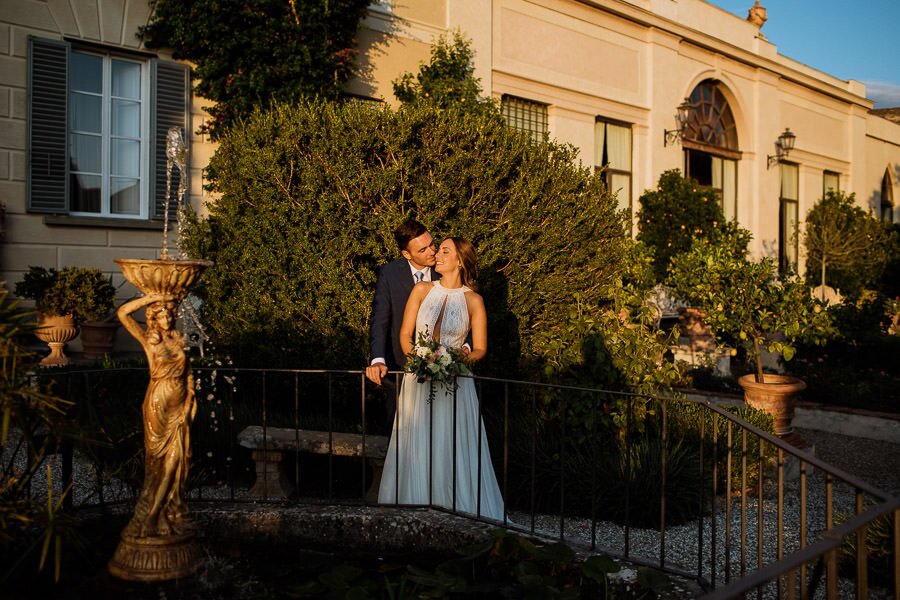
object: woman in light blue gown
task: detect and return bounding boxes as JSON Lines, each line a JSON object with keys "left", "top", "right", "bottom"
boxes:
{"left": 378, "top": 238, "right": 505, "bottom": 521}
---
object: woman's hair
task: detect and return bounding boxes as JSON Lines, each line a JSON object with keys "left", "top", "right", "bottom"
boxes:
{"left": 446, "top": 237, "right": 478, "bottom": 291}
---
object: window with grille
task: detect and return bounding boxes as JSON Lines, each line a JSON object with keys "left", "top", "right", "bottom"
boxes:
{"left": 501, "top": 95, "right": 548, "bottom": 143}
{"left": 595, "top": 119, "right": 632, "bottom": 215}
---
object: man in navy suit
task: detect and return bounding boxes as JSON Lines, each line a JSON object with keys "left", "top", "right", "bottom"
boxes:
{"left": 366, "top": 219, "right": 437, "bottom": 432}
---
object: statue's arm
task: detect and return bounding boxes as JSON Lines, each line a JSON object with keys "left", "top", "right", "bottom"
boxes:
{"left": 116, "top": 293, "right": 170, "bottom": 345}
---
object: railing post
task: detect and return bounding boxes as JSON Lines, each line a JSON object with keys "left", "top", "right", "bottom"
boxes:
{"left": 855, "top": 491, "right": 868, "bottom": 599}
{"left": 659, "top": 397, "right": 668, "bottom": 569}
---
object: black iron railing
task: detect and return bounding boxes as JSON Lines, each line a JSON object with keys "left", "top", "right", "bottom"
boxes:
{"left": 20, "top": 367, "right": 900, "bottom": 598}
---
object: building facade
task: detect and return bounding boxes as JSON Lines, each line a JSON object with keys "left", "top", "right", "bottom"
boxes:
{"left": 1, "top": 0, "right": 898, "bottom": 337}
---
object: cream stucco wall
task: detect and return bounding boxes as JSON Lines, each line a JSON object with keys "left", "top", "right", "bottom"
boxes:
{"left": 2, "top": 0, "right": 898, "bottom": 303}
{"left": 352, "top": 0, "right": 898, "bottom": 265}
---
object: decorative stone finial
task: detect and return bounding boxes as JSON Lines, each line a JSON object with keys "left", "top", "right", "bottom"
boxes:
{"left": 747, "top": 1, "right": 768, "bottom": 29}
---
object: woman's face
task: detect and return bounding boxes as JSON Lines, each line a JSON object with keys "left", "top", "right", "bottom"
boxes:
{"left": 434, "top": 240, "right": 460, "bottom": 275}
{"left": 151, "top": 303, "right": 175, "bottom": 331}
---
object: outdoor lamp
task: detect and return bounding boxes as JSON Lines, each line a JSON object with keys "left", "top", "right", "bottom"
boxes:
{"left": 663, "top": 98, "right": 694, "bottom": 147}
{"left": 767, "top": 128, "right": 796, "bottom": 169}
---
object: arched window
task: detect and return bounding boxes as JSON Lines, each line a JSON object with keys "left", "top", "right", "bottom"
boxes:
{"left": 682, "top": 80, "right": 741, "bottom": 220}
{"left": 882, "top": 168, "right": 895, "bottom": 223}
{"left": 683, "top": 82, "right": 739, "bottom": 152}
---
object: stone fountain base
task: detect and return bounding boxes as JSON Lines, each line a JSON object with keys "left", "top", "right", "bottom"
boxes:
{"left": 108, "top": 531, "right": 203, "bottom": 582}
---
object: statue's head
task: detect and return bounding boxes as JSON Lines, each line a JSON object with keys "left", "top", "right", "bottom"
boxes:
{"left": 146, "top": 300, "right": 178, "bottom": 333}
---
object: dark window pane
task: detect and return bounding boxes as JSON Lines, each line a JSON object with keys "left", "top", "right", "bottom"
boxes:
{"left": 71, "top": 173, "right": 101, "bottom": 213}
{"left": 70, "top": 133, "right": 101, "bottom": 173}
{"left": 688, "top": 150, "right": 713, "bottom": 186}
{"left": 71, "top": 52, "right": 102, "bottom": 94}
{"left": 70, "top": 91, "right": 101, "bottom": 133}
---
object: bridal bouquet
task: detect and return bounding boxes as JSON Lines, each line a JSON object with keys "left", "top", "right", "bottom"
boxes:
{"left": 404, "top": 329, "right": 471, "bottom": 402}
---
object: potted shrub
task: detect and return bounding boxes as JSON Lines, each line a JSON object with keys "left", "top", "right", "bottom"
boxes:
{"left": 15, "top": 266, "right": 77, "bottom": 366}
{"left": 668, "top": 228, "right": 834, "bottom": 436}
{"left": 14, "top": 266, "right": 117, "bottom": 365}
{"left": 69, "top": 270, "right": 118, "bottom": 359}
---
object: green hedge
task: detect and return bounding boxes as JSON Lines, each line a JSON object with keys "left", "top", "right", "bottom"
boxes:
{"left": 185, "top": 100, "right": 648, "bottom": 383}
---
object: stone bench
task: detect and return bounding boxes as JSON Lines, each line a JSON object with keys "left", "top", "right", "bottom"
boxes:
{"left": 237, "top": 426, "right": 389, "bottom": 501}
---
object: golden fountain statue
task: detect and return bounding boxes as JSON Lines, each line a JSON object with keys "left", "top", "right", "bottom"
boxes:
{"left": 108, "top": 128, "right": 212, "bottom": 581}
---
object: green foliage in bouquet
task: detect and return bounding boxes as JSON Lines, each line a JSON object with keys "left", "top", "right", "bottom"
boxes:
{"left": 404, "top": 329, "right": 472, "bottom": 385}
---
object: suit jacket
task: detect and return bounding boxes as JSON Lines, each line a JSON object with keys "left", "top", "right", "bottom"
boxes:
{"left": 369, "top": 259, "right": 439, "bottom": 371}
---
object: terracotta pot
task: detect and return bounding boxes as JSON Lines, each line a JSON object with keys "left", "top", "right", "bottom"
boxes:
{"left": 80, "top": 321, "right": 119, "bottom": 359}
{"left": 34, "top": 314, "right": 79, "bottom": 367}
{"left": 738, "top": 374, "right": 807, "bottom": 436}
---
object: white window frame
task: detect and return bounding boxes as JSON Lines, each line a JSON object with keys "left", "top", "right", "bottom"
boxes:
{"left": 69, "top": 50, "right": 151, "bottom": 220}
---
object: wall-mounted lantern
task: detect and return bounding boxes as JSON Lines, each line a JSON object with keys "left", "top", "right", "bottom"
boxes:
{"left": 767, "top": 128, "right": 796, "bottom": 169}
{"left": 663, "top": 98, "right": 695, "bottom": 147}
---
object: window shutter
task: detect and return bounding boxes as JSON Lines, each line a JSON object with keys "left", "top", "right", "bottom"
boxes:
{"left": 151, "top": 59, "right": 191, "bottom": 220}
{"left": 27, "top": 37, "right": 69, "bottom": 214}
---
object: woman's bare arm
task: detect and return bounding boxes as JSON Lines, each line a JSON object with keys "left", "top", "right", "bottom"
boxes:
{"left": 465, "top": 292, "right": 487, "bottom": 363}
{"left": 399, "top": 283, "right": 431, "bottom": 358}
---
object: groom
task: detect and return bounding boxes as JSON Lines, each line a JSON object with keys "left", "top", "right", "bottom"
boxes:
{"left": 366, "top": 219, "right": 437, "bottom": 432}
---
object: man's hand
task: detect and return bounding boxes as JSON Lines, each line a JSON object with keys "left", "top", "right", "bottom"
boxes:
{"left": 365, "top": 363, "right": 389, "bottom": 385}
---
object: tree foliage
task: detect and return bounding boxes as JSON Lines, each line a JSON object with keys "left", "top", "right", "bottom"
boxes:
{"left": 140, "top": 0, "right": 371, "bottom": 139}
{"left": 668, "top": 227, "right": 834, "bottom": 380}
{"left": 636, "top": 170, "right": 729, "bottom": 282}
{"left": 803, "top": 190, "right": 895, "bottom": 298}
{"left": 393, "top": 31, "right": 495, "bottom": 115}
{"left": 182, "top": 100, "right": 681, "bottom": 397}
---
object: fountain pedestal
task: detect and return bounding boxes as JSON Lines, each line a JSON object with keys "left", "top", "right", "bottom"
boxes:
{"left": 108, "top": 258, "right": 211, "bottom": 582}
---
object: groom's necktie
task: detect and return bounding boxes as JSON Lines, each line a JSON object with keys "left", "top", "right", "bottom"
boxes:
{"left": 414, "top": 271, "right": 424, "bottom": 283}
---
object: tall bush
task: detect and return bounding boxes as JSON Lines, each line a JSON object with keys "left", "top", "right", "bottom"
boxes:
{"left": 183, "top": 100, "right": 672, "bottom": 395}
{"left": 140, "top": 0, "right": 371, "bottom": 139}
{"left": 803, "top": 190, "right": 894, "bottom": 299}
{"left": 393, "top": 30, "right": 495, "bottom": 115}
{"left": 636, "top": 170, "right": 729, "bottom": 282}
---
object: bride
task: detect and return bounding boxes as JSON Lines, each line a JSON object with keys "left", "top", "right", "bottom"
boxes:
{"left": 377, "top": 237, "right": 505, "bottom": 521}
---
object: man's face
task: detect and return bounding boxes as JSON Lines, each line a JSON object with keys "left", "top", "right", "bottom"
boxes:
{"left": 402, "top": 232, "right": 437, "bottom": 270}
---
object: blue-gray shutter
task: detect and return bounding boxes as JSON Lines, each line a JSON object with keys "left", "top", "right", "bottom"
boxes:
{"left": 151, "top": 59, "right": 191, "bottom": 220}
{"left": 27, "top": 37, "right": 69, "bottom": 214}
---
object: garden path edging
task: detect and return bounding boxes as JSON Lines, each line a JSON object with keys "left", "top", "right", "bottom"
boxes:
{"left": 680, "top": 390, "right": 900, "bottom": 444}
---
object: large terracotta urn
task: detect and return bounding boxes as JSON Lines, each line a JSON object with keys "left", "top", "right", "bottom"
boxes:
{"left": 738, "top": 374, "right": 807, "bottom": 436}
{"left": 108, "top": 258, "right": 211, "bottom": 582}
{"left": 34, "top": 314, "right": 79, "bottom": 367}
